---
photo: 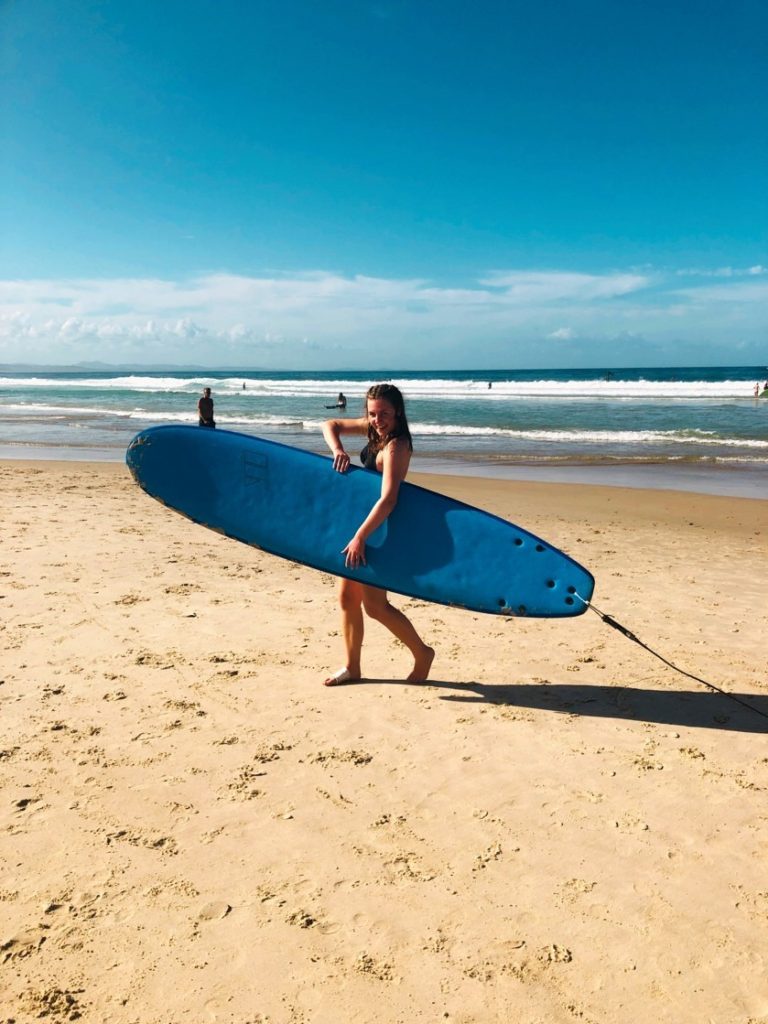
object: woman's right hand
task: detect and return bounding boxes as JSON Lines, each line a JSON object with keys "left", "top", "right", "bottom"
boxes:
{"left": 332, "top": 449, "right": 351, "bottom": 473}
{"left": 343, "top": 534, "right": 366, "bottom": 568}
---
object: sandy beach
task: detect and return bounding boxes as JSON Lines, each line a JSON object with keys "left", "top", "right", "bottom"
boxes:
{"left": 2, "top": 458, "right": 767, "bottom": 1024}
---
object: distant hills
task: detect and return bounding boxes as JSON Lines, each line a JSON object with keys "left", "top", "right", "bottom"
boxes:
{"left": 0, "top": 362, "right": 258, "bottom": 372}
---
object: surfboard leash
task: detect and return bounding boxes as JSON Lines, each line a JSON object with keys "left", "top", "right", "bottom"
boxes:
{"left": 572, "top": 593, "right": 768, "bottom": 723}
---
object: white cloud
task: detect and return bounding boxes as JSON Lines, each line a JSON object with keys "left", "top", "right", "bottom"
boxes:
{"left": 675, "top": 265, "right": 767, "bottom": 278}
{"left": 0, "top": 269, "right": 652, "bottom": 348}
{"left": 0, "top": 265, "right": 763, "bottom": 366}
{"left": 0, "top": 269, "right": 640, "bottom": 340}
{"left": 480, "top": 270, "right": 649, "bottom": 301}
{"left": 672, "top": 281, "right": 768, "bottom": 303}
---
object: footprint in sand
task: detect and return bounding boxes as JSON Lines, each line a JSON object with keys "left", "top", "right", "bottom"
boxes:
{"left": 354, "top": 952, "right": 394, "bottom": 981}
{"left": 197, "top": 901, "right": 232, "bottom": 922}
{"left": 1, "top": 923, "right": 50, "bottom": 964}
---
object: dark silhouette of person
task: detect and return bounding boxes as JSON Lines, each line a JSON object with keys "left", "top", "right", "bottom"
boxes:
{"left": 198, "top": 387, "right": 215, "bottom": 428}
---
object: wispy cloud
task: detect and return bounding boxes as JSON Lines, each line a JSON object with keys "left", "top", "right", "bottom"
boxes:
{"left": 480, "top": 270, "right": 650, "bottom": 301}
{"left": 674, "top": 265, "right": 767, "bottom": 278}
{"left": 0, "top": 268, "right": 655, "bottom": 321}
{"left": 671, "top": 280, "right": 768, "bottom": 303}
{"left": 0, "top": 266, "right": 763, "bottom": 365}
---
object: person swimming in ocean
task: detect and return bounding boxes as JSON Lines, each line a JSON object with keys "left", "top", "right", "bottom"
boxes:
{"left": 321, "top": 383, "right": 434, "bottom": 687}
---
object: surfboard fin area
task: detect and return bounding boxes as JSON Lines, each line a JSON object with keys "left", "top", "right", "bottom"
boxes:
{"left": 126, "top": 426, "right": 595, "bottom": 618}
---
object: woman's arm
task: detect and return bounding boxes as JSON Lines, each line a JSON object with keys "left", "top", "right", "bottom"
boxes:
{"left": 323, "top": 416, "right": 367, "bottom": 473}
{"left": 343, "top": 438, "right": 411, "bottom": 567}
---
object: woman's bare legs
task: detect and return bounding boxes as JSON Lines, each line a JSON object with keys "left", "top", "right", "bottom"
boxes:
{"left": 323, "top": 578, "right": 365, "bottom": 685}
{"left": 323, "top": 581, "right": 434, "bottom": 685}
{"left": 361, "top": 586, "right": 435, "bottom": 682}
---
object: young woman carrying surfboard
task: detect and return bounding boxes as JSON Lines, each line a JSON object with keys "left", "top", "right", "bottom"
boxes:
{"left": 321, "top": 384, "right": 435, "bottom": 687}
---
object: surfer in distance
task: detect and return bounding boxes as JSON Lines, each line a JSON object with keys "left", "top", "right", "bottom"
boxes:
{"left": 326, "top": 392, "right": 347, "bottom": 410}
{"left": 321, "top": 383, "right": 434, "bottom": 687}
{"left": 197, "top": 387, "right": 215, "bottom": 428}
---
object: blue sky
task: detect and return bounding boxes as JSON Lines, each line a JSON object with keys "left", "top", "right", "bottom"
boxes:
{"left": 1, "top": 0, "right": 766, "bottom": 368}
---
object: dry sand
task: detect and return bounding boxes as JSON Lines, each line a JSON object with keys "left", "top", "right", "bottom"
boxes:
{"left": 2, "top": 458, "right": 767, "bottom": 1024}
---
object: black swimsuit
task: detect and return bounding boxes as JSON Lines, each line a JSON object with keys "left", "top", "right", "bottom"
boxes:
{"left": 360, "top": 444, "right": 379, "bottom": 470}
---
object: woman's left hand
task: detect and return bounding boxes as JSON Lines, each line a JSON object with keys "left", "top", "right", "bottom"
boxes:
{"left": 332, "top": 449, "right": 351, "bottom": 473}
{"left": 342, "top": 535, "right": 367, "bottom": 569}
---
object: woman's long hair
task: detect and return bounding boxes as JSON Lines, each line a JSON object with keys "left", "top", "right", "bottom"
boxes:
{"left": 365, "top": 383, "right": 413, "bottom": 452}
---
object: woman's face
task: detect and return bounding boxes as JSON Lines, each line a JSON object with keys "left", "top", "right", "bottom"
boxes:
{"left": 367, "top": 397, "right": 398, "bottom": 438}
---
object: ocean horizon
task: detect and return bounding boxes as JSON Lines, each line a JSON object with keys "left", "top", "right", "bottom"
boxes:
{"left": 2, "top": 364, "right": 767, "bottom": 498}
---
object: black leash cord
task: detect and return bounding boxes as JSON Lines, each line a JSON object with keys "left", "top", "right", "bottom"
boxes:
{"left": 573, "top": 593, "right": 768, "bottom": 723}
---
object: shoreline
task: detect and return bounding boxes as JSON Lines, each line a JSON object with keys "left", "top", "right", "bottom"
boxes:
{"left": 413, "top": 455, "right": 768, "bottom": 500}
{"left": 2, "top": 443, "right": 767, "bottom": 500}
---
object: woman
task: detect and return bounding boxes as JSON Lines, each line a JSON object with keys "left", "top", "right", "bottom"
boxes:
{"left": 322, "top": 383, "right": 434, "bottom": 686}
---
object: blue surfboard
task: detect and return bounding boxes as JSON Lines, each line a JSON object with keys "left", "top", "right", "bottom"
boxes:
{"left": 126, "top": 426, "right": 594, "bottom": 618}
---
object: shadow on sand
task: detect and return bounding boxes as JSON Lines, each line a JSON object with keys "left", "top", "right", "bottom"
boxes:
{"left": 357, "top": 677, "right": 768, "bottom": 734}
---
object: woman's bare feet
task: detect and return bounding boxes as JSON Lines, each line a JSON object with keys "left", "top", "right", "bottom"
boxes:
{"left": 407, "top": 645, "right": 435, "bottom": 683}
{"left": 323, "top": 667, "right": 360, "bottom": 687}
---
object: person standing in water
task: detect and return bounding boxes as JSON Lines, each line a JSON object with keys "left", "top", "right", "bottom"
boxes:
{"left": 321, "top": 383, "right": 434, "bottom": 686}
{"left": 197, "top": 387, "right": 215, "bottom": 428}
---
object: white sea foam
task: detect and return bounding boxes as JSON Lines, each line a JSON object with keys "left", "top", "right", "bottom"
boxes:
{"left": 7, "top": 401, "right": 767, "bottom": 447}
{"left": 6, "top": 402, "right": 136, "bottom": 416}
{"left": 124, "top": 410, "right": 319, "bottom": 428}
{"left": 414, "top": 425, "right": 768, "bottom": 447}
{"left": 218, "top": 376, "right": 763, "bottom": 400}
{"left": 1, "top": 374, "right": 763, "bottom": 400}
{"left": 0, "top": 375, "right": 202, "bottom": 391}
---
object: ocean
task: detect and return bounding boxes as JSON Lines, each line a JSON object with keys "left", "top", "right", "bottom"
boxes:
{"left": 2, "top": 366, "right": 767, "bottom": 497}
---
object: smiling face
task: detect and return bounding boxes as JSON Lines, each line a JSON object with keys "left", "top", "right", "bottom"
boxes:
{"left": 366, "top": 396, "right": 398, "bottom": 438}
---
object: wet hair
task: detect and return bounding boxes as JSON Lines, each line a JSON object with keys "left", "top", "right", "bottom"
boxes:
{"left": 365, "top": 383, "right": 413, "bottom": 452}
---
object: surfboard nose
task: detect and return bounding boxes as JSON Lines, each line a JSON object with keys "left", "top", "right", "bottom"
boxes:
{"left": 125, "top": 428, "right": 151, "bottom": 480}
